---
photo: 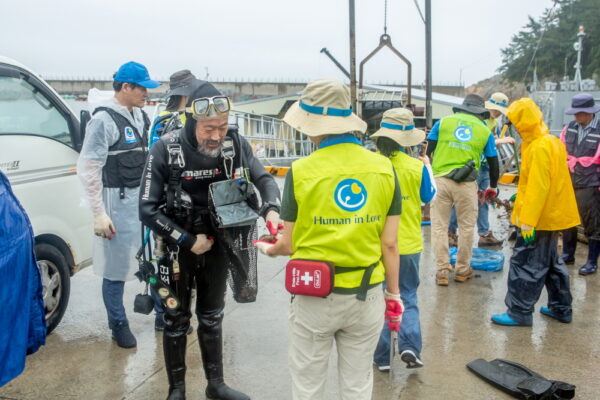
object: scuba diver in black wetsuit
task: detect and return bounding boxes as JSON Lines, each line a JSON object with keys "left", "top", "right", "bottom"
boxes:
{"left": 139, "top": 82, "right": 281, "bottom": 400}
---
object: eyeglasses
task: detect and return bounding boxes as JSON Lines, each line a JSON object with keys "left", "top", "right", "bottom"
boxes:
{"left": 187, "top": 96, "right": 231, "bottom": 119}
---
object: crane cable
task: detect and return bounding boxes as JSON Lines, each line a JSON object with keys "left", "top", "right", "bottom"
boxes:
{"left": 383, "top": 0, "right": 388, "bottom": 34}
{"left": 521, "top": 0, "right": 559, "bottom": 82}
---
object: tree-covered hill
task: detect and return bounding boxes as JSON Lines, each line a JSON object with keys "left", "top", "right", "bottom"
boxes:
{"left": 499, "top": 0, "right": 600, "bottom": 83}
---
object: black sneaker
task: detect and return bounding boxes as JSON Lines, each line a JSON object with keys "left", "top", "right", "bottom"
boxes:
{"left": 112, "top": 322, "right": 137, "bottom": 348}
{"left": 400, "top": 350, "right": 423, "bottom": 369}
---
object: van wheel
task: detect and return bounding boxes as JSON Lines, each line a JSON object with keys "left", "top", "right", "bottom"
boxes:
{"left": 36, "top": 243, "right": 70, "bottom": 334}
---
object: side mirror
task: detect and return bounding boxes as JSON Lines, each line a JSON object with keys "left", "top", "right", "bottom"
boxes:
{"left": 80, "top": 110, "right": 91, "bottom": 145}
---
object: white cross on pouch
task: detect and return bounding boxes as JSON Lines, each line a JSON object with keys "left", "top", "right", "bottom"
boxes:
{"left": 300, "top": 272, "right": 314, "bottom": 285}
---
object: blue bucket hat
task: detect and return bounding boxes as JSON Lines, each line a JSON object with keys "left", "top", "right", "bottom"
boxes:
{"left": 114, "top": 61, "right": 161, "bottom": 89}
{"left": 565, "top": 93, "right": 600, "bottom": 115}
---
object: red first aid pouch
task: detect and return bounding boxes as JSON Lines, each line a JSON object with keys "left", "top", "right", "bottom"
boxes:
{"left": 285, "top": 259, "right": 334, "bottom": 297}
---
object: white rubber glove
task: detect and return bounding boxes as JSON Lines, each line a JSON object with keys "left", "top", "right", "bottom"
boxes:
{"left": 190, "top": 234, "right": 214, "bottom": 255}
{"left": 94, "top": 213, "right": 116, "bottom": 240}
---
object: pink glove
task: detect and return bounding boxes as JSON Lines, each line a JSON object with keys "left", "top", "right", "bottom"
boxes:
{"left": 266, "top": 220, "right": 284, "bottom": 236}
{"left": 384, "top": 292, "right": 404, "bottom": 332}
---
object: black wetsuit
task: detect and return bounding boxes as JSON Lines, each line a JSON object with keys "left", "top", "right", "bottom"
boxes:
{"left": 139, "top": 126, "right": 280, "bottom": 400}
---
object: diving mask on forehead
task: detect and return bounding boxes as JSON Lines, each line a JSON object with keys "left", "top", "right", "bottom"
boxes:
{"left": 187, "top": 96, "right": 231, "bottom": 120}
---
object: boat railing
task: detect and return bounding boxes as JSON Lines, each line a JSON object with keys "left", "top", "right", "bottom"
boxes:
{"left": 229, "top": 111, "right": 315, "bottom": 166}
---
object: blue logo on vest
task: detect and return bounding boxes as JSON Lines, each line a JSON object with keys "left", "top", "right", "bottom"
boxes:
{"left": 454, "top": 126, "right": 472, "bottom": 143}
{"left": 124, "top": 127, "right": 137, "bottom": 144}
{"left": 334, "top": 179, "right": 367, "bottom": 212}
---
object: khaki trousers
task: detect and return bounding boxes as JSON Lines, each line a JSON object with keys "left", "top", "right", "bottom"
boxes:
{"left": 288, "top": 286, "right": 384, "bottom": 400}
{"left": 431, "top": 177, "right": 478, "bottom": 275}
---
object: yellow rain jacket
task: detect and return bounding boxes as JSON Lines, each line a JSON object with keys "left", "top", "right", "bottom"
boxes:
{"left": 507, "top": 98, "right": 580, "bottom": 230}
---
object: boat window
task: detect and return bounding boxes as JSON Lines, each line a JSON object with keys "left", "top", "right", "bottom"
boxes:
{"left": 0, "top": 75, "right": 72, "bottom": 146}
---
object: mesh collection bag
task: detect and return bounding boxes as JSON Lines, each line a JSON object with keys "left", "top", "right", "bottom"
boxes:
{"left": 207, "top": 132, "right": 260, "bottom": 303}
{"left": 216, "top": 226, "right": 258, "bottom": 303}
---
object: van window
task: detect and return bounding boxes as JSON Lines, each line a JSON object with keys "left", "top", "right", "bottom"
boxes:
{"left": 0, "top": 75, "right": 72, "bottom": 146}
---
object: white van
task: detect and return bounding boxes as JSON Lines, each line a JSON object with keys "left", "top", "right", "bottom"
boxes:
{"left": 0, "top": 56, "right": 93, "bottom": 333}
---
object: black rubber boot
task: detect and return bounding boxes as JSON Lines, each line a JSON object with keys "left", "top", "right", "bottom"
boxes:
{"left": 561, "top": 228, "right": 578, "bottom": 264}
{"left": 198, "top": 310, "right": 250, "bottom": 400}
{"left": 579, "top": 240, "right": 600, "bottom": 275}
{"left": 164, "top": 328, "right": 188, "bottom": 400}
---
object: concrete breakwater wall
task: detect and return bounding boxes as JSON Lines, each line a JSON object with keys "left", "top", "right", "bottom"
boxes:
{"left": 45, "top": 79, "right": 465, "bottom": 101}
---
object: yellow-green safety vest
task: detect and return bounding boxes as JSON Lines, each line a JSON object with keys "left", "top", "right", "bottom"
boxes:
{"left": 291, "top": 142, "right": 396, "bottom": 291}
{"left": 389, "top": 151, "right": 423, "bottom": 254}
{"left": 431, "top": 113, "right": 491, "bottom": 177}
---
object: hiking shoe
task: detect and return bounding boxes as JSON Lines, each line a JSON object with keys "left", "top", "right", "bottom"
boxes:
{"left": 540, "top": 306, "right": 572, "bottom": 323}
{"left": 448, "top": 231, "right": 458, "bottom": 248}
{"left": 478, "top": 232, "right": 503, "bottom": 246}
{"left": 454, "top": 269, "right": 473, "bottom": 282}
{"left": 578, "top": 261, "right": 597, "bottom": 275}
{"left": 374, "top": 362, "right": 390, "bottom": 372}
{"left": 400, "top": 350, "right": 423, "bottom": 369}
{"left": 112, "top": 322, "right": 137, "bottom": 348}
{"left": 436, "top": 270, "right": 449, "bottom": 286}
{"left": 491, "top": 313, "right": 531, "bottom": 326}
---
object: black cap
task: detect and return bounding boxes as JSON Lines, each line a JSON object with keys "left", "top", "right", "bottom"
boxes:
{"left": 452, "top": 94, "right": 490, "bottom": 119}
{"left": 168, "top": 70, "right": 204, "bottom": 97}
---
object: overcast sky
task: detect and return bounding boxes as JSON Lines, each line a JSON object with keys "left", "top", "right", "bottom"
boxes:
{"left": 2, "top": 0, "right": 553, "bottom": 86}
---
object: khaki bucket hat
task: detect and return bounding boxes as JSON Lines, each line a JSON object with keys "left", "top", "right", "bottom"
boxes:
{"left": 371, "top": 108, "right": 425, "bottom": 147}
{"left": 485, "top": 92, "right": 509, "bottom": 115}
{"left": 283, "top": 78, "right": 367, "bottom": 136}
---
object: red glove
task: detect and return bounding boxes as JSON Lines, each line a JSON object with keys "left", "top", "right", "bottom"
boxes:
{"left": 266, "top": 220, "right": 284, "bottom": 236}
{"left": 384, "top": 291, "right": 404, "bottom": 332}
{"left": 483, "top": 188, "right": 498, "bottom": 203}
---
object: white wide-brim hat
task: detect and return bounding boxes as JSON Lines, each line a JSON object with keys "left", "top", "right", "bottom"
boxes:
{"left": 485, "top": 92, "right": 509, "bottom": 115}
{"left": 283, "top": 78, "right": 367, "bottom": 137}
{"left": 371, "top": 108, "right": 425, "bottom": 147}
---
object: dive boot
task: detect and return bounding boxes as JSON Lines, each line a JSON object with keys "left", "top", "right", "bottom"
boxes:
{"left": 164, "top": 329, "right": 187, "bottom": 400}
{"left": 206, "top": 379, "right": 250, "bottom": 400}
{"left": 166, "top": 388, "right": 185, "bottom": 400}
{"left": 198, "top": 310, "right": 251, "bottom": 400}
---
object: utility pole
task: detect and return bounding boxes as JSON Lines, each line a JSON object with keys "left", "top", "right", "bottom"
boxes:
{"left": 349, "top": 0, "right": 358, "bottom": 113}
{"left": 573, "top": 25, "right": 585, "bottom": 91}
{"left": 425, "top": 0, "right": 432, "bottom": 131}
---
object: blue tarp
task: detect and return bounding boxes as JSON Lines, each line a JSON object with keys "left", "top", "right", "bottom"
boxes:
{"left": 449, "top": 247, "right": 505, "bottom": 272}
{"left": 0, "top": 171, "right": 46, "bottom": 387}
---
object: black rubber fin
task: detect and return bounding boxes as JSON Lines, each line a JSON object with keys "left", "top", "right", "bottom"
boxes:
{"left": 466, "top": 358, "right": 575, "bottom": 399}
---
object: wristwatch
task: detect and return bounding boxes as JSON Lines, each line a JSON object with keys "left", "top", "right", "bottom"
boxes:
{"left": 259, "top": 201, "right": 281, "bottom": 218}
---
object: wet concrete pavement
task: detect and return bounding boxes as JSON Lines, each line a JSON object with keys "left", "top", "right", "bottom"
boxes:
{"left": 2, "top": 185, "right": 600, "bottom": 400}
